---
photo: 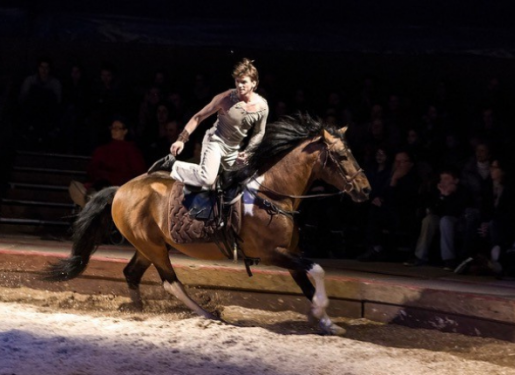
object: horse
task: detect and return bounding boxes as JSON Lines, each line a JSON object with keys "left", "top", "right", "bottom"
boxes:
{"left": 44, "top": 114, "right": 371, "bottom": 335}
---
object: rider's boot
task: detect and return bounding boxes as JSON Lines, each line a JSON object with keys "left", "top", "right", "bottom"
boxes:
{"left": 147, "top": 154, "right": 176, "bottom": 174}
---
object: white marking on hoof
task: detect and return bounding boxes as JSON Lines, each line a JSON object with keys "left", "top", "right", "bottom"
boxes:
{"left": 307, "top": 264, "right": 329, "bottom": 319}
{"left": 163, "top": 281, "right": 215, "bottom": 319}
{"left": 320, "top": 320, "right": 346, "bottom": 336}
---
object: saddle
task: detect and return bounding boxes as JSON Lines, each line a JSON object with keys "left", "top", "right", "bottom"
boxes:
{"left": 167, "top": 176, "right": 243, "bottom": 259}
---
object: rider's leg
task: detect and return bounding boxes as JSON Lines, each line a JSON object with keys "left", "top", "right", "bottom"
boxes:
{"left": 171, "top": 139, "right": 223, "bottom": 188}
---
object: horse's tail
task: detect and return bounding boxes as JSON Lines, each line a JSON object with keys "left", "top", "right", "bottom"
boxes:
{"left": 42, "top": 186, "right": 119, "bottom": 282}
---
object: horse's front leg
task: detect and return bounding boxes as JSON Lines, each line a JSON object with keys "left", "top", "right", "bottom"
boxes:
{"left": 272, "top": 248, "right": 346, "bottom": 336}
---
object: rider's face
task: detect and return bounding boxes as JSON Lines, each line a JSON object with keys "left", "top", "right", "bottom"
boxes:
{"left": 235, "top": 76, "right": 255, "bottom": 97}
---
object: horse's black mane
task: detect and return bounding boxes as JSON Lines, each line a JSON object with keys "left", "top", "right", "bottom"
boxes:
{"left": 232, "top": 113, "right": 342, "bottom": 181}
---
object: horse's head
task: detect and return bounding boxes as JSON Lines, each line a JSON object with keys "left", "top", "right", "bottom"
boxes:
{"left": 318, "top": 127, "right": 371, "bottom": 202}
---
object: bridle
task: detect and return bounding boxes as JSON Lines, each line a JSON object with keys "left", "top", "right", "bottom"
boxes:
{"left": 247, "top": 139, "right": 364, "bottom": 201}
{"left": 323, "top": 142, "right": 365, "bottom": 189}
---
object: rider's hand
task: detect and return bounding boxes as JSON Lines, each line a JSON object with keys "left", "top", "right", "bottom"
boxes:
{"left": 236, "top": 151, "right": 247, "bottom": 165}
{"left": 170, "top": 141, "right": 184, "bottom": 156}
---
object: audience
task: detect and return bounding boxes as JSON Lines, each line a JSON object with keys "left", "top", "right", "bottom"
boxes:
{"left": 7, "top": 54, "right": 515, "bottom": 277}
{"left": 358, "top": 150, "right": 420, "bottom": 261}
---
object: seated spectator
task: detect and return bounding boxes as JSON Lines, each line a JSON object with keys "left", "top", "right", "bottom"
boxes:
{"left": 404, "top": 128, "right": 430, "bottom": 162}
{"left": 145, "top": 119, "right": 180, "bottom": 165}
{"left": 61, "top": 63, "right": 91, "bottom": 154}
{"left": 191, "top": 73, "right": 212, "bottom": 108}
{"left": 353, "top": 76, "right": 382, "bottom": 123}
{"left": 185, "top": 138, "right": 202, "bottom": 164}
{"left": 324, "top": 108, "right": 338, "bottom": 126}
{"left": 269, "top": 100, "right": 288, "bottom": 122}
{"left": 152, "top": 69, "right": 172, "bottom": 97}
{"left": 474, "top": 108, "right": 508, "bottom": 149}
{"left": 18, "top": 57, "right": 62, "bottom": 149}
{"left": 69, "top": 118, "right": 146, "bottom": 207}
{"left": 360, "top": 119, "right": 395, "bottom": 167}
{"left": 437, "top": 132, "right": 468, "bottom": 171}
{"left": 383, "top": 93, "right": 406, "bottom": 139}
{"left": 291, "top": 88, "right": 309, "bottom": 113}
{"left": 137, "top": 86, "right": 162, "bottom": 138}
{"left": 358, "top": 150, "right": 421, "bottom": 261}
{"left": 475, "top": 157, "right": 515, "bottom": 276}
{"left": 89, "top": 63, "right": 125, "bottom": 145}
{"left": 461, "top": 141, "right": 492, "bottom": 209}
{"left": 364, "top": 146, "right": 392, "bottom": 201}
{"left": 166, "top": 92, "right": 189, "bottom": 123}
{"left": 418, "top": 104, "right": 444, "bottom": 151}
{"left": 404, "top": 168, "right": 472, "bottom": 269}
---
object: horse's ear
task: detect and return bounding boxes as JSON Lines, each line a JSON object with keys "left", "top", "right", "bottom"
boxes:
{"left": 337, "top": 126, "right": 349, "bottom": 136}
{"left": 322, "top": 129, "right": 334, "bottom": 144}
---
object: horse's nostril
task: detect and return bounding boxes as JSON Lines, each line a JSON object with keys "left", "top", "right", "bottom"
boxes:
{"left": 363, "top": 187, "right": 371, "bottom": 195}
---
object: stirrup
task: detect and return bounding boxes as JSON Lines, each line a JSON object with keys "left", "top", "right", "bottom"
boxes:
{"left": 148, "top": 154, "right": 175, "bottom": 174}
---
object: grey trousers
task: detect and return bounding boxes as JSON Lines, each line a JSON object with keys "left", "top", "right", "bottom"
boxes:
{"left": 415, "top": 214, "right": 458, "bottom": 262}
{"left": 171, "top": 131, "right": 238, "bottom": 188}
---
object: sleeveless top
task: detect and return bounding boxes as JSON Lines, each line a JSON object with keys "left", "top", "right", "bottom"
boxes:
{"left": 210, "top": 90, "right": 269, "bottom": 151}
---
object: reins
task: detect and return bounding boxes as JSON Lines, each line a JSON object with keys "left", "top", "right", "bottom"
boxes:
{"left": 247, "top": 177, "right": 345, "bottom": 199}
{"left": 247, "top": 143, "right": 365, "bottom": 201}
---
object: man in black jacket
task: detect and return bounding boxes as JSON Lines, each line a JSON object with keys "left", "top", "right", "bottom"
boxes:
{"left": 404, "top": 168, "right": 472, "bottom": 269}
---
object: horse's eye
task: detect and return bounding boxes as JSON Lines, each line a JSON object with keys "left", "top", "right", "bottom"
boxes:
{"left": 338, "top": 148, "right": 350, "bottom": 158}
{"left": 336, "top": 153, "right": 348, "bottom": 161}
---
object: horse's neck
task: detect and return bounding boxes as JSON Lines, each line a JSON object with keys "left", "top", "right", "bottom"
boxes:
{"left": 261, "top": 140, "right": 321, "bottom": 206}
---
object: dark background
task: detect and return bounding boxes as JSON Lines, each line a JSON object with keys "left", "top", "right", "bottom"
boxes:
{"left": 2, "top": 0, "right": 515, "bottom": 142}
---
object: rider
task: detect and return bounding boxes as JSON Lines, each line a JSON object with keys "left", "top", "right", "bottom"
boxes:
{"left": 148, "top": 59, "right": 269, "bottom": 191}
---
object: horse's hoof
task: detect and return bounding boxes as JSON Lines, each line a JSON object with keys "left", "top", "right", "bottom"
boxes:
{"left": 119, "top": 302, "right": 143, "bottom": 312}
{"left": 197, "top": 309, "right": 219, "bottom": 320}
{"left": 306, "top": 309, "right": 317, "bottom": 325}
{"left": 320, "top": 322, "right": 346, "bottom": 336}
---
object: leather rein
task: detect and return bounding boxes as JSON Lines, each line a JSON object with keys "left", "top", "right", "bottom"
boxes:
{"left": 245, "top": 142, "right": 365, "bottom": 218}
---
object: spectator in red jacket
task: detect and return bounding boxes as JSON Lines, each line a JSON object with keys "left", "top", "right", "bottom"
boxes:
{"left": 69, "top": 118, "right": 146, "bottom": 207}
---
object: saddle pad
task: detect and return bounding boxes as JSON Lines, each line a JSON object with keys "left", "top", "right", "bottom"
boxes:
{"left": 168, "top": 182, "right": 242, "bottom": 245}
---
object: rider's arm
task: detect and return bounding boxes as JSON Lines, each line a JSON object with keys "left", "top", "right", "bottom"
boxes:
{"left": 182, "top": 91, "right": 228, "bottom": 136}
{"left": 171, "top": 91, "right": 228, "bottom": 156}
{"left": 244, "top": 104, "right": 269, "bottom": 153}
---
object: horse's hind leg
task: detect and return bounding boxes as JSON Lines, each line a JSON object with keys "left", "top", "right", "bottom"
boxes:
{"left": 272, "top": 248, "right": 345, "bottom": 335}
{"left": 122, "top": 252, "right": 152, "bottom": 310}
{"left": 132, "top": 241, "right": 217, "bottom": 319}
{"left": 161, "top": 278, "right": 217, "bottom": 319}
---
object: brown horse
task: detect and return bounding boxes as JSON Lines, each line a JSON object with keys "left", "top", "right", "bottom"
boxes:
{"left": 44, "top": 114, "right": 370, "bottom": 335}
